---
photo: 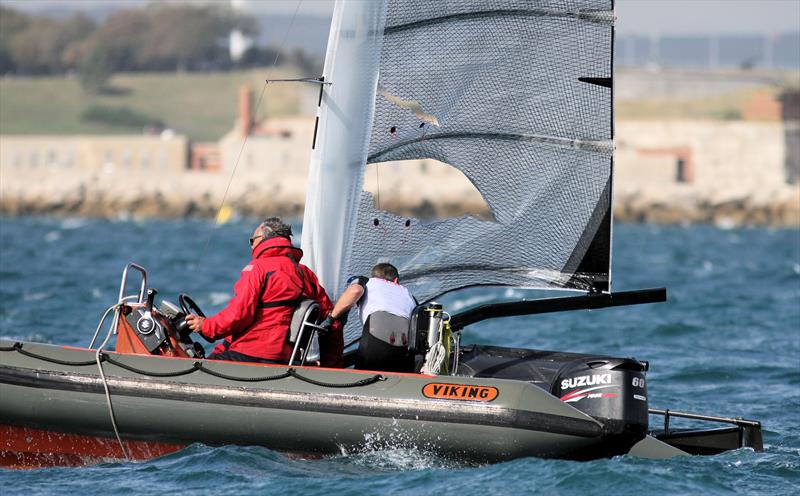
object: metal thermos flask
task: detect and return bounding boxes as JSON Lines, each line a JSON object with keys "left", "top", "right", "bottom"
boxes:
{"left": 425, "top": 302, "right": 443, "bottom": 349}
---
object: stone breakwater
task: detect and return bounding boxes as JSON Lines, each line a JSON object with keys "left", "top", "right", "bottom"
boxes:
{"left": 1, "top": 170, "right": 798, "bottom": 227}
{"left": 614, "top": 190, "right": 799, "bottom": 227}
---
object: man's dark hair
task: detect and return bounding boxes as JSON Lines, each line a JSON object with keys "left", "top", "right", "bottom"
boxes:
{"left": 371, "top": 263, "right": 400, "bottom": 282}
{"left": 261, "top": 217, "right": 293, "bottom": 239}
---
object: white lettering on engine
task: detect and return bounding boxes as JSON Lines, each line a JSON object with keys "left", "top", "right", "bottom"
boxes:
{"left": 561, "top": 374, "right": 612, "bottom": 390}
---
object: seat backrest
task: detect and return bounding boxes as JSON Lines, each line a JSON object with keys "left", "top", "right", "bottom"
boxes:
{"left": 289, "top": 299, "right": 320, "bottom": 345}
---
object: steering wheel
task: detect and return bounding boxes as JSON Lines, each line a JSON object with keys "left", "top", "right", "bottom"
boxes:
{"left": 176, "top": 294, "right": 212, "bottom": 342}
{"left": 179, "top": 293, "right": 206, "bottom": 318}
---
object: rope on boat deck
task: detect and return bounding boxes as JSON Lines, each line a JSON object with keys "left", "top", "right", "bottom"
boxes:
{"left": 2, "top": 342, "right": 98, "bottom": 366}
{"left": 286, "top": 368, "right": 386, "bottom": 388}
{"left": 0, "top": 342, "right": 387, "bottom": 386}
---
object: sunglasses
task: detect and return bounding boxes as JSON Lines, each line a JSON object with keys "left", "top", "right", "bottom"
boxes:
{"left": 249, "top": 234, "right": 263, "bottom": 247}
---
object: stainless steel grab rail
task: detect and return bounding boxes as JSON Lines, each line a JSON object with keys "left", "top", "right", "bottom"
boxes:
{"left": 117, "top": 263, "right": 148, "bottom": 304}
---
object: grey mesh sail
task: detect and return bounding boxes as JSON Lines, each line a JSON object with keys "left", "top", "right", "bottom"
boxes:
{"left": 302, "top": 0, "right": 615, "bottom": 344}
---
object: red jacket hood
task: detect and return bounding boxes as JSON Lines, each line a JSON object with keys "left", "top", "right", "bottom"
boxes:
{"left": 252, "top": 235, "right": 303, "bottom": 261}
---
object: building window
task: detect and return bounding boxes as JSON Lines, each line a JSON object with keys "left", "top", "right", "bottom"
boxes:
{"left": 676, "top": 158, "right": 687, "bottom": 183}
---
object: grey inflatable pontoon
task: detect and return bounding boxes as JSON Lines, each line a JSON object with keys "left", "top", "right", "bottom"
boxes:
{"left": 0, "top": 266, "right": 762, "bottom": 468}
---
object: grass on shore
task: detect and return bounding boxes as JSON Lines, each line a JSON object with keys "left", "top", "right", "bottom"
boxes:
{"left": 0, "top": 68, "right": 305, "bottom": 141}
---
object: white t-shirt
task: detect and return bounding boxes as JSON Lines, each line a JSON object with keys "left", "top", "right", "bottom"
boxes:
{"left": 357, "top": 277, "right": 416, "bottom": 325}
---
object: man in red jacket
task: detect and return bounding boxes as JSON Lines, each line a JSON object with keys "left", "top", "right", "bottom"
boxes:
{"left": 186, "top": 218, "right": 342, "bottom": 367}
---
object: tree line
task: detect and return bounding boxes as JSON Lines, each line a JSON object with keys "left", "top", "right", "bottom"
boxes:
{"left": 0, "top": 5, "right": 320, "bottom": 92}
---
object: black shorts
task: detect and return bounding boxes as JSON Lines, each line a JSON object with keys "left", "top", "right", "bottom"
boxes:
{"left": 356, "top": 329, "right": 414, "bottom": 373}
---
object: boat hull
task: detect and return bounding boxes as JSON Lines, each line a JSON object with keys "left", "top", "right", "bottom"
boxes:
{"left": 0, "top": 424, "right": 185, "bottom": 469}
{"left": 0, "top": 339, "right": 641, "bottom": 466}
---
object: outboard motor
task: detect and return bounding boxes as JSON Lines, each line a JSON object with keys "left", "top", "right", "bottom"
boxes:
{"left": 553, "top": 357, "right": 649, "bottom": 454}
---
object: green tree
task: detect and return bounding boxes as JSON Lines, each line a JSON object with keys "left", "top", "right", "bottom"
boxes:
{"left": 57, "top": 14, "right": 98, "bottom": 70}
{"left": 0, "top": 6, "right": 30, "bottom": 73}
{"left": 5, "top": 12, "right": 95, "bottom": 74}
{"left": 77, "top": 46, "right": 113, "bottom": 94}
{"left": 90, "top": 9, "right": 150, "bottom": 72}
{"left": 139, "top": 5, "right": 241, "bottom": 71}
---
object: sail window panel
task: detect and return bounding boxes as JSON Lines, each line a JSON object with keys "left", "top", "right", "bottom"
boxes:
{"left": 352, "top": 142, "right": 610, "bottom": 302}
{"left": 364, "top": 160, "right": 493, "bottom": 220}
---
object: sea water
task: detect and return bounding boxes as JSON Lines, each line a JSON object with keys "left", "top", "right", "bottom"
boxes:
{"left": 0, "top": 217, "right": 798, "bottom": 495}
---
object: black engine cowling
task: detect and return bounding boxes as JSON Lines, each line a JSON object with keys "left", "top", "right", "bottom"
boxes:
{"left": 552, "top": 358, "right": 649, "bottom": 445}
{"left": 457, "top": 345, "right": 649, "bottom": 458}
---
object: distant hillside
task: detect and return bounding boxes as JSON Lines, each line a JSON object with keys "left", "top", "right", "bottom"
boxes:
{"left": 0, "top": 69, "right": 307, "bottom": 141}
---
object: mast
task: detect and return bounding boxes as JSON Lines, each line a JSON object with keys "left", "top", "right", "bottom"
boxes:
{"left": 301, "top": 0, "right": 388, "bottom": 298}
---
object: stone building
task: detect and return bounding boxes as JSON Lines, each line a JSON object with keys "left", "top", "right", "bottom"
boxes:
{"left": 0, "top": 134, "right": 188, "bottom": 174}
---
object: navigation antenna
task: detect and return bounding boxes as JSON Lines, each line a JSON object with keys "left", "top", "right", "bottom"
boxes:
{"left": 201, "top": 0, "right": 304, "bottom": 256}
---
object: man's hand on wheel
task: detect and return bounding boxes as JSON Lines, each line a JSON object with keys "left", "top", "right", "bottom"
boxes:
{"left": 186, "top": 314, "right": 205, "bottom": 332}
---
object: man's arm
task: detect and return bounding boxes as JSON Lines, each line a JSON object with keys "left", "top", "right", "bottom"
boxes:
{"left": 195, "top": 266, "right": 263, "bottom": 340}
{"left": 331, "top": 282, "right": 365, "bottom": 320}
{"left": 301, "top": 265, "right": 344, "bottom": 367}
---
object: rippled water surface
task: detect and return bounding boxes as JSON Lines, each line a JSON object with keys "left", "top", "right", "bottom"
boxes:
{"left": 1, "top": 217, "right": 798, "bottom": 495}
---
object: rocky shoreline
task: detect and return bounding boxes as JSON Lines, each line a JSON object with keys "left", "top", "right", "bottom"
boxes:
{"left": 614, "top": 191, "right": 800, "bottom": 227}
{"left": 1, "top": 170, "right": 798, "bottom": 227}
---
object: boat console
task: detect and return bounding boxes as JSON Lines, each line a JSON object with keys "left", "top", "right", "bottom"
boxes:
{"left": 101, "top": 263, "right": 208, "bottom": 359}
{"left": 107, "top": 263, "right": 328, "bottom": 366}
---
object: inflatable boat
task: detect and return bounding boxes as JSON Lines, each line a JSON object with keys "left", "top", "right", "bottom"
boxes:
{"left": 0, "top": 265, "right": 762, "bottom": 468}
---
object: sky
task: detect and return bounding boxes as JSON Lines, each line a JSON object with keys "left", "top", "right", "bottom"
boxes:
{"left": 2, "top": 0, "right": 799, "bottom": 36}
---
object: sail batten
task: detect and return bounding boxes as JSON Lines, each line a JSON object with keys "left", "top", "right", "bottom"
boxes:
{"left": 369, "top": 133, "right": 613, "bottom": 163}
{"left": 384, "top": 7, "right": 614, "bottom": 35}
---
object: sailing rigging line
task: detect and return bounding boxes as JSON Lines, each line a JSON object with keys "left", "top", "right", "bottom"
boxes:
{"left": 201, "top": 0, "right": 304, "bottom": 256}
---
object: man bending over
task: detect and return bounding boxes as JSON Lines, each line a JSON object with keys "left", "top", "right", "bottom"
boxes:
{"left": 326, "top": 263, "right": 416, "bottom": 372}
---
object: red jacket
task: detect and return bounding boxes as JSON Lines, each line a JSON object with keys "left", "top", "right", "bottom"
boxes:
{"left": 201, "top": 235, "right": 342, "bottom": 367}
